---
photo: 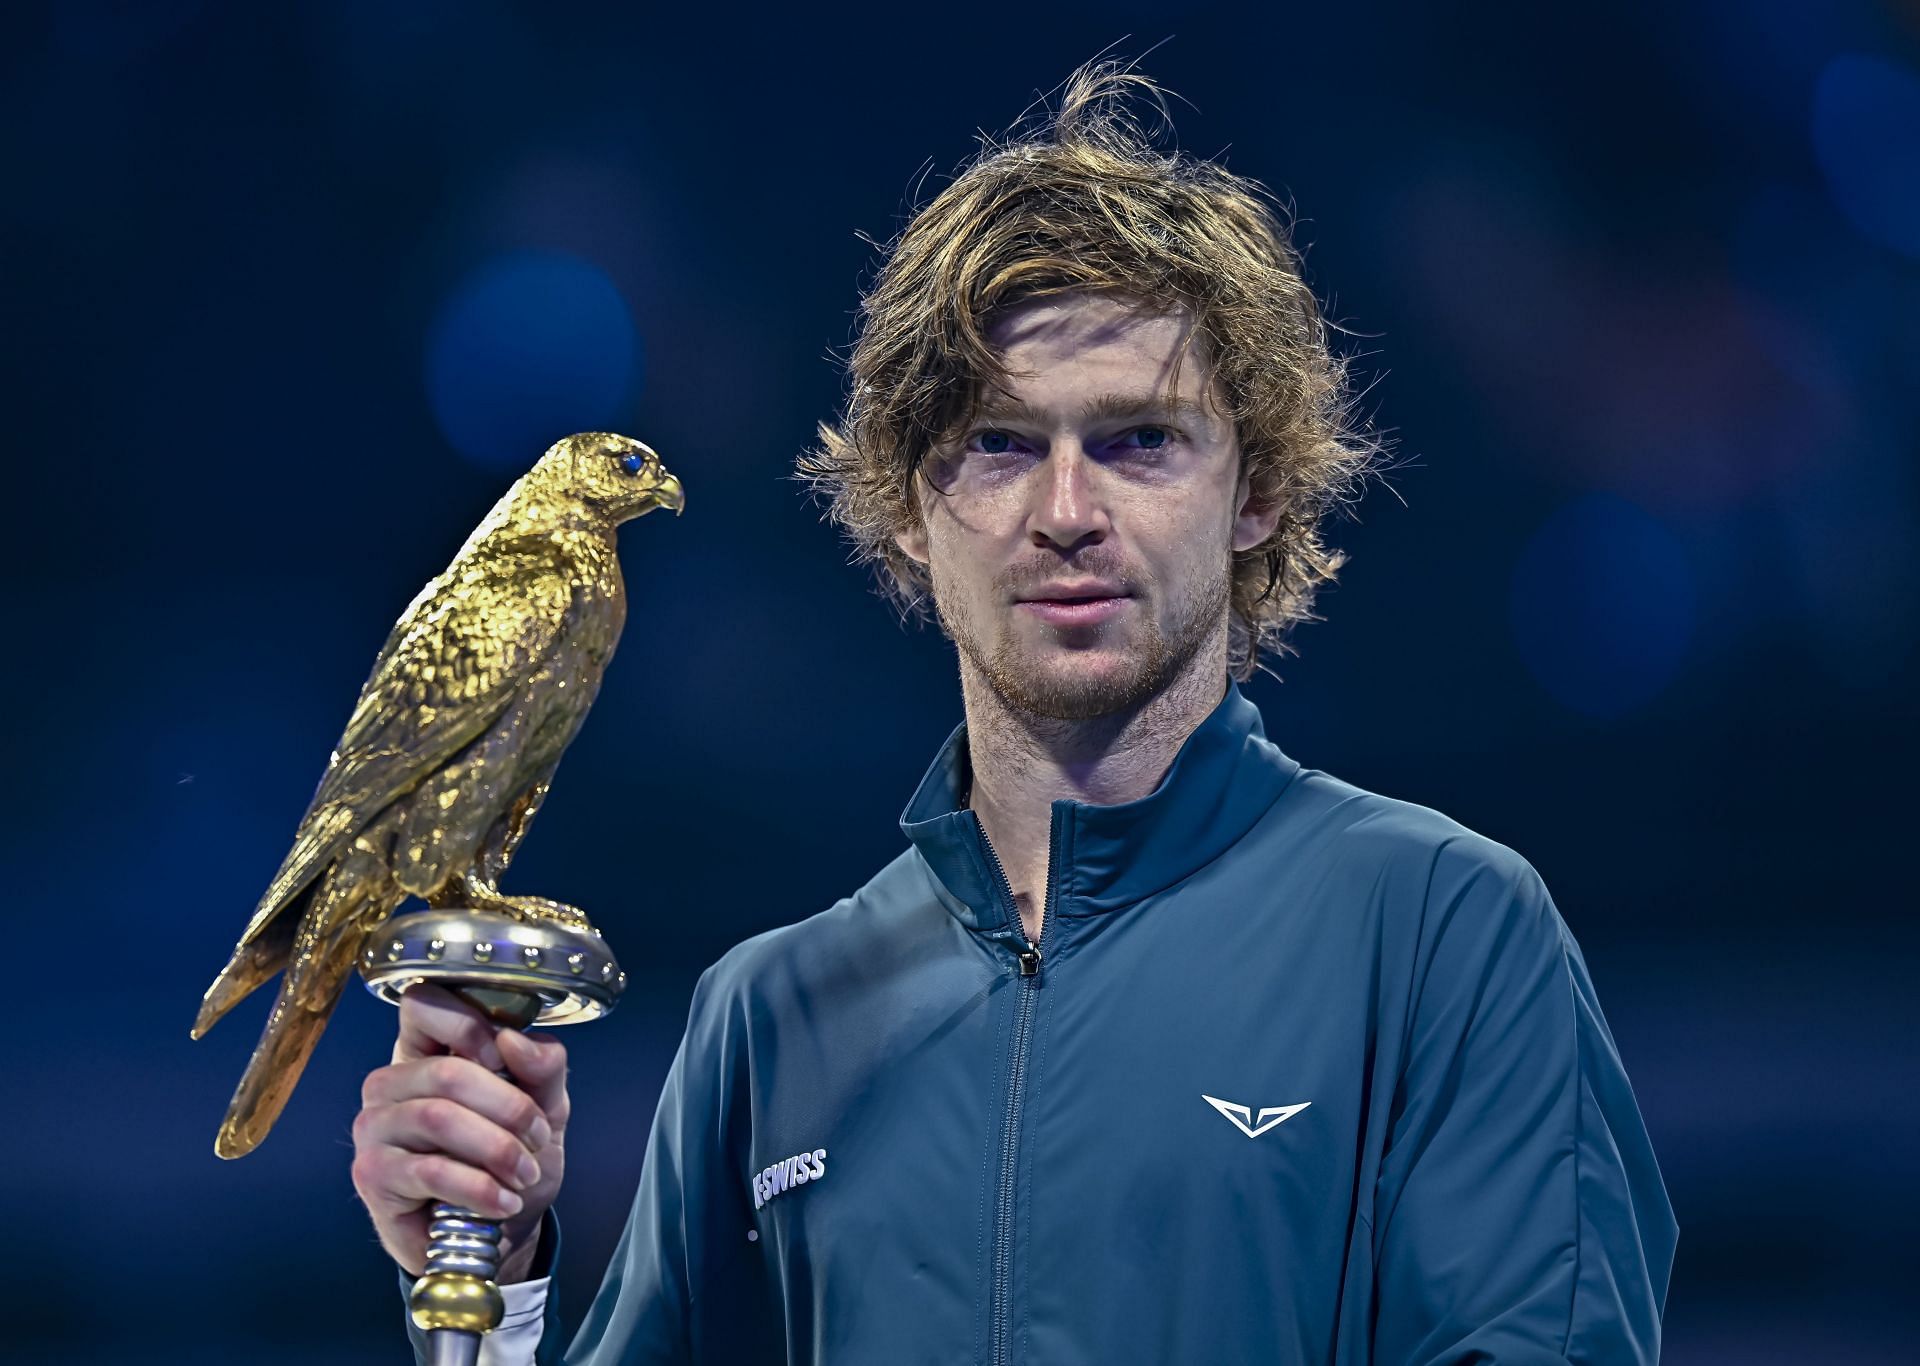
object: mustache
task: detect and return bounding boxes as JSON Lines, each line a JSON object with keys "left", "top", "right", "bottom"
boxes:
{"left": 995, "top": 551, "right": 1148, "bottom": 598}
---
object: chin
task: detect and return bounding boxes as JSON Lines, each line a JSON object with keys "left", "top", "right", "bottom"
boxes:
{"left": 987, "top": 645, "right": 1174, "bottom": 721}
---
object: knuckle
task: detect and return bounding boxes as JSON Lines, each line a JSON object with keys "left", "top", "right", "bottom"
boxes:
{"left": 419, "top": 1097, "right": 459, "bottom": 1139}
{"left": 412, "top": 1153, "right": 450, "bottom": 1197}
{"left": 349, "top": 1150, "right": 383, "bottom": 1198}
{"left": 417, "top": 1152, "right": 460, "bottom": 1193}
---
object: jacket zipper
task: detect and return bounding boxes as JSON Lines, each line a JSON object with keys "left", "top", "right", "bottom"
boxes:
{"left": 980, "top": 812, "right": 1059, "bottom": 1366}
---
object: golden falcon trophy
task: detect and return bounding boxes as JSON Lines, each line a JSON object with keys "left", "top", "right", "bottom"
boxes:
{"left": 191, "top": 433, "right": 684, "bottom": 1366}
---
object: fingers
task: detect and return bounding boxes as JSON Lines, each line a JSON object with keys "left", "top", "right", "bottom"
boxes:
{"left": 353, "top": 1142, "right": 526, "bottom": 1225}
{"left": 359, "top": 987, "right": 574, "bottom": 1277}
{"left": 497, "top": 1027, "right": 571, "bottom": 1132}
{"left": 389, "top": 985, "right": 570, "bottom": 1130}
{"left": 354, "top": 1097, "right": 541, "bottom": 1207}
{"left": 362, "top": 1054, "right": 552, "bottom": 1151}
{"left": 394, "top": 983, "right": 504, "bottom": 1069}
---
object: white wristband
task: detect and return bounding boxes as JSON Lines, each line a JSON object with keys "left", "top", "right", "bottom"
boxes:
{"left": 473, "top": 1275, "right": 549, "bottom": 1366}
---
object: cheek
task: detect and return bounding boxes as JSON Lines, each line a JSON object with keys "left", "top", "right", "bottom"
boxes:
{"left": 917, "top": 517, "right": 971, "bottom": 597}
{"left": 1127, "top": 497, "right": 1233, "bottom": 564}
{"left": 922, "top": 499, "right": 1015, "bottom": 577}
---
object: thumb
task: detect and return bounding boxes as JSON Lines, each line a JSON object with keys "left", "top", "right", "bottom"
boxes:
{"left": 394, "top": 982, "right": 505, "bottom": 1071}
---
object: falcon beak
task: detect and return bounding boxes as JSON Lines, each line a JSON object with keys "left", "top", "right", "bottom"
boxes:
{"left": 651, "top": 470, "right": 686, "bottom": 515}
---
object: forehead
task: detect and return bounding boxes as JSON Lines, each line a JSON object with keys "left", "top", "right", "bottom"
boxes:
{"left": 982, "top": 293, "right": 1214, "bottom": 407}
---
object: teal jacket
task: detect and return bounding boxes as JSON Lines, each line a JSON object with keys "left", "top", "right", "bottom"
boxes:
{"left": 411, "top": 682, "right": 1676, "bottom": 1363}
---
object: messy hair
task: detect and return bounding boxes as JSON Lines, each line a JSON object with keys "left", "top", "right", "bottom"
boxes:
{"left": 797, "top": 60, "right": 1382, "bottom": 680}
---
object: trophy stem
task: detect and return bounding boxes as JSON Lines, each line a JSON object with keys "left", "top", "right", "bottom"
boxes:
{"left": 409, "top": 1202, "right": 508, "bottom": 1364}
{"left": 423, "top": 1327, "right": 484, "bottom": 1366}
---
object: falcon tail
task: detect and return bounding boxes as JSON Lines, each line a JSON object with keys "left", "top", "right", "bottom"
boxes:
{"left": 212, "top": 878, "right": 394, "bottom": 1158}
{"left": 214, "top": 980, "right": 341, "bottom": 1158}
{"left": 191, "top": 894, "right": 304, "bottom": 1040}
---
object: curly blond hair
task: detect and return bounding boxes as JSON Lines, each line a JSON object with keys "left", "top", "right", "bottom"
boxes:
{"left": 797, "top": 61, "right": 1382, "bottom": 680}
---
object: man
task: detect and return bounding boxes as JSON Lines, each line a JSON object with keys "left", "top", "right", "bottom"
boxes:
{"left": 352, "top": 64, "right": 1678, "bottom": 1364}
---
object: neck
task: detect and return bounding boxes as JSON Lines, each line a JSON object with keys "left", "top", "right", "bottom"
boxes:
{"left": 462, "top": 478, "right": 605, "bottom": 548}
{"left": 961, "top": 630, "right": 1230, "bottom": 942}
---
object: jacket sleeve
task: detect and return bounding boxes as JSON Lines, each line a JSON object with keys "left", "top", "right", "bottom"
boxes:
{"left": 1371, "top": 837, "right": 1678, "bottom": 1366}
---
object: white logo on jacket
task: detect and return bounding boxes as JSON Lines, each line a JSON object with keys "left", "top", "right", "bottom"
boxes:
{"left": 1201, "top": 1095, "right": 1311, "bottom": 1138}
{"left": 752, "top": 1147, "right": 828, "bottom": 1209}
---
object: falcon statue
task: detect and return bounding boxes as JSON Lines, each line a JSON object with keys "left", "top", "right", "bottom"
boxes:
{"left": 192, "top": 432, "right": 683, "bottom": 1158}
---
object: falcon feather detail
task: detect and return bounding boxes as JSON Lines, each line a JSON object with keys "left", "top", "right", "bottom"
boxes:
{"left": 193, "top": 433, "right": 683, "bottom": 1158}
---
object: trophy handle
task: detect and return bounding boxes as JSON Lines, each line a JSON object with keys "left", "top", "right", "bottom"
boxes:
{"left": 409, "top": 1206, "right": 510, "bottom": 1365}
{"left": 362, "top": 908, "right": 626, "bottom": 1365}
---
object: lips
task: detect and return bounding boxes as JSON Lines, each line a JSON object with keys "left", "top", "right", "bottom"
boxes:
{"left": 1015, "top": 589, "right": 1130, "bottom": 627}
{"left": 1016, "top": 581, "right": 1128, "bottom": 603}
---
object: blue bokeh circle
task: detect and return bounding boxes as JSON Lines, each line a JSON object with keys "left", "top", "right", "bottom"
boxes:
{"left": 425, "top": 250, "right": 640, "bottom": 470}
{"left": 1812, "top": 54, "right": 1920, "bottom": 260}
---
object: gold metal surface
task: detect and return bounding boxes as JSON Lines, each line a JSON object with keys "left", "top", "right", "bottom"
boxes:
{"left": 191, "top": 433, "right": 683, "bottom": 1158}
{"left": 409, "top": 1272, "right": 506, "bottom": 1334}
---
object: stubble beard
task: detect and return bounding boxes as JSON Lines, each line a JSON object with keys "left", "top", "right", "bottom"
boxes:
{"left": 935, "top": 556, "right": 1233, "bottom": 723}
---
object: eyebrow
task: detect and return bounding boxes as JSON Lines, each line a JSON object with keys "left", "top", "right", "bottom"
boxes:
{"left": 975, "top": 390, "right": 1218, "bottom": 431}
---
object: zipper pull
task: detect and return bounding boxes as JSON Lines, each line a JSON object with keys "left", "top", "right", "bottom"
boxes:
{"left": 1015, "top": 944, "right": 1042, "bottom": 977}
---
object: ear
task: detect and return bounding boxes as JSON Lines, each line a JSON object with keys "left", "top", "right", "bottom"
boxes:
{"left": 1230, "top": 472, "right": 1283, "bottom": 553}
{"left": 894, "top": 518, "right": 930, "bottom": 568}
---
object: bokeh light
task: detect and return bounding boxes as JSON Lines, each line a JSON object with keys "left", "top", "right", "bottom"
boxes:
{"left": 425, "top": 250, "right": 640, "bottom": 470}
{"left": 1812, "top": 54, "right": 1920, "bottom": 260}
{"left": 1509, "top": 494, "right": 1696, "bottom": 717}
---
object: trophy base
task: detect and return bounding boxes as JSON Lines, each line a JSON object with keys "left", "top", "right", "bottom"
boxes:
{"left": 360, "top": 907, "right": 626, "bottom": 1026}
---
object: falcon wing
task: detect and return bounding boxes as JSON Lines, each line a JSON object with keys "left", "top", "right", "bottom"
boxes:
{"left": 233, "top": 534, "right": 578, "bottom": 949}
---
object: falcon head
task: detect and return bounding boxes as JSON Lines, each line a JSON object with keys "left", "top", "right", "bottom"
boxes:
{"left": 548, "top": 432, "right": 686, "bottom": 523}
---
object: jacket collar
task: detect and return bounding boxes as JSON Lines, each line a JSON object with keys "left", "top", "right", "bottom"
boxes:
{"left": 898, "top": 681, "right": 1300, "bottom": 932}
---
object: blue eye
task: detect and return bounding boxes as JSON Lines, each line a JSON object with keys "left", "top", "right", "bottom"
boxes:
{"left": 977, "top": 431, "right": 1012, "bottom": 454}
{"left": 1132, "top": 426, "right": 1169, "bottom": 450}
{"left": 621, "top": 453, "right": 645, "bottom": 474}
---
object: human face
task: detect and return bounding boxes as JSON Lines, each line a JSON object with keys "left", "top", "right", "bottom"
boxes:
{"left": 894, "top": 293, "right": 1280, "bottom": 720}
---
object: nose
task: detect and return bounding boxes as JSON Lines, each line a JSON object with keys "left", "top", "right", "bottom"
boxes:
{"left": 1027, "top": 441, "right": 1110, "bottom": 552}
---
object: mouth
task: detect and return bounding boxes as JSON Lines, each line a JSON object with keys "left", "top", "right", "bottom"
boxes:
{"left": 1015, "top": 590, "right": 1131, "bottom": 628}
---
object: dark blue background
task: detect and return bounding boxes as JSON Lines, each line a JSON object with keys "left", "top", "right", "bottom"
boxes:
{"left": 6, "top": 3, "right": 1916, "bottom": 1362}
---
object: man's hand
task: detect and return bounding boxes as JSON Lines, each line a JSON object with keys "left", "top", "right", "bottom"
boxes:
{"left": 350, "top": 983, "right": 570, "bottom": 1284}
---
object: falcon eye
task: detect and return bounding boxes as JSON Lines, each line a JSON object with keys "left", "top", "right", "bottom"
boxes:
{"left": 620, "top": 453, "right": 645, "bottom": 475}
